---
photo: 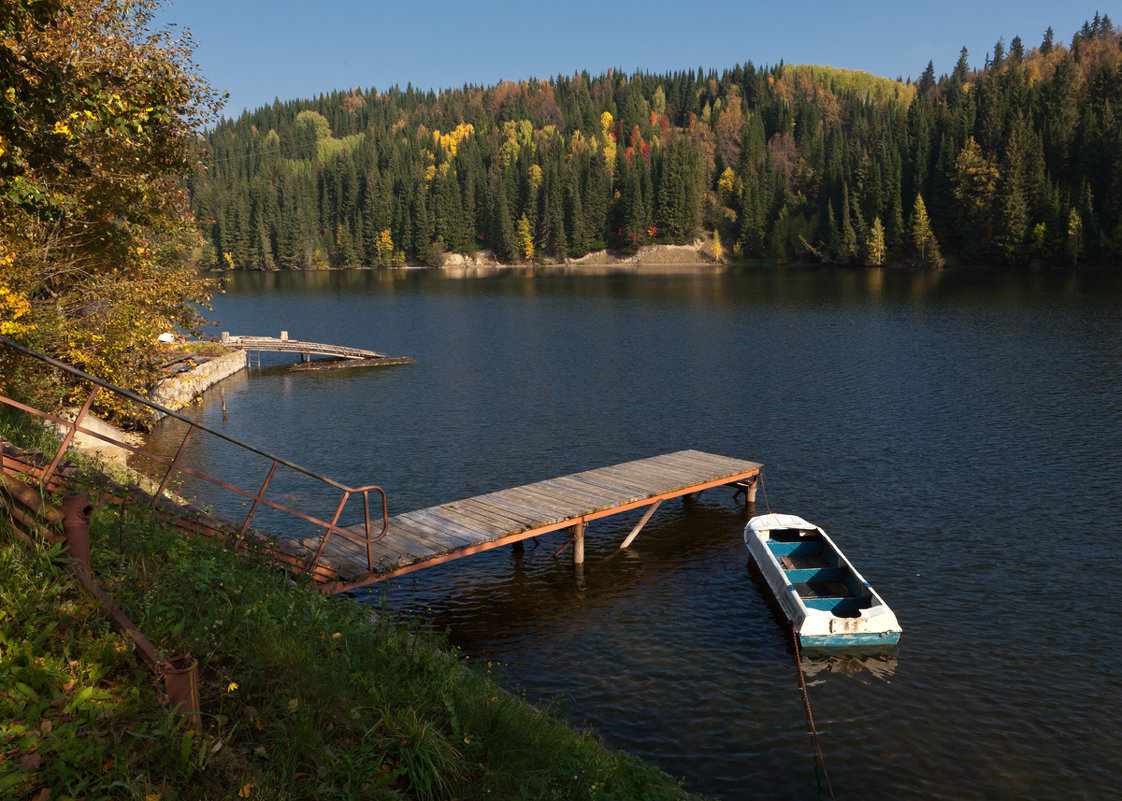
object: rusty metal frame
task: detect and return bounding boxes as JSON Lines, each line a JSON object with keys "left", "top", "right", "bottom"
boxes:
{"left": 0, "top": 336, "right": 389, "bottom": 577}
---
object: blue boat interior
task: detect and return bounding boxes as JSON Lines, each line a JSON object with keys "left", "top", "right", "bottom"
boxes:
{"left": 766, "top": 528, "right": 873, "bottom": 616}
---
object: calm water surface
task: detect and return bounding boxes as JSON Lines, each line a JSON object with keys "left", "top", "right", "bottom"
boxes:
{"left": 144, "top": 266, "right": 1122, "bottom": 800}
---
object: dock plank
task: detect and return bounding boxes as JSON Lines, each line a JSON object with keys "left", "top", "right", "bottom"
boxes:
{"left": 502, "top": 481, "right": 608, "bottom": 510}
{"left": 466, "top": 494, "right": 554, "bottom": 524}
{"left": 390, "top": 519, "right": 474, "bottom": 554}
{"left": 540, "top": 476, "right": 637, "bottom": 505}
{"left": 652, "top": 451, "right": 745, "bottom": 477}
{"left": 581, "top": 465, "right": 679, "bottom": 493}
{"left": 567, "top": 473, "right": 654, "bottom": 497}
{"left": 421, "top": 507, "right": 513, "bottom": 539}
{"left": 437, "top": 501, "right": 534, "bottom": 535}
{"left": 491, "top": 487, "right": 580, "bottom": 518}
{"left": 614, "top": 458, "right": 723, "bottom": 485}
{"left": 447, "top": 496, "right": 543, "bottom": 528}
{"left": 400, "top": 509, "right": 498, "bottom": 542}
{"left": 537, "top": 478, "right": 628, "bottom": 508}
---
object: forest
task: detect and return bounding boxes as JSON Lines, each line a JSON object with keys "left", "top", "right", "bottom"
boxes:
{"left": 190, "top": 14, "right": 1122, "bottom": 270}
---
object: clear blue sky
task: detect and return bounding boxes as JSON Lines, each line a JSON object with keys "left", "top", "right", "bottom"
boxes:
{"left": 154, "top": 1, "right": 1105, "bottom": 119}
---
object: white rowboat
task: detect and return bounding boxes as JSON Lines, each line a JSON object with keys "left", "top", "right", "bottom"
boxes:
{"left": 745, "top": 513, "right": 901, "bottom": 648}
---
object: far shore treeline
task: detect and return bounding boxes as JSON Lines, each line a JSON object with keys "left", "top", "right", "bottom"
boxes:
{"left": 192, "top": 15, "right": 1122, "bottom": 271}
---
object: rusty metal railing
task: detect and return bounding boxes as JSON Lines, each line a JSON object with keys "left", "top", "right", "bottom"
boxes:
{"left": 0, "top": 336, "right": 389, "bottom": 579}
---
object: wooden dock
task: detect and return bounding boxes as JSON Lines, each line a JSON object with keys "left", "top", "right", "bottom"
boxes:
{"left": 220, "top": 331, "right": 397, "bottom": 362}
{"left": 288, "top": 450, "right": 762, "bottom": 593}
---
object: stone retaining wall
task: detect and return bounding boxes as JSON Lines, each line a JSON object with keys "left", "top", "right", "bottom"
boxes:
{"left": 150, "top": 349, "right": 246, "bottom": 420}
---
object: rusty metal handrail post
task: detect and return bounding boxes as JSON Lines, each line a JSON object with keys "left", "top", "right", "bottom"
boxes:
{"left": 363, "top": 490, "right": 373, "bottom": 570}
{"left": 41, "top": 386, "right": 100, "bottom": 487}
{"left": 306, "top": 491, "right": 353, "bottom": 572}
{"left": 151, "top": 422, "right": 199, "bottom": 505}
{"left": 238, "top": 459, "right": 280, "bottom": 537}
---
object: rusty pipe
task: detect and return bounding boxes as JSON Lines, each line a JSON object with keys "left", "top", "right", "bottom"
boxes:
{"left": 61, "top": 493, "right": 93, "bottom": 572}
{"left": 161, "top": 655, "right": 201, "bottom": 729}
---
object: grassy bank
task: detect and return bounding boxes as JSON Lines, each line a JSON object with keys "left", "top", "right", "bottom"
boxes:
{"left": 0, "top": 412, "right": 699, "bottom": 800}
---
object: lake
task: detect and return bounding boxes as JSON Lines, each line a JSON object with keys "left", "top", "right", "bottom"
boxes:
{"left": 143, "top": 265, "right": 1122, "bottom": 800}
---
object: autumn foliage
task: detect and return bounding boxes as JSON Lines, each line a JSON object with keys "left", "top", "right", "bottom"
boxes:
{"left": 0, "top": 0, "right": 221, "bottom": 420}
{"left": 191, "top": 15, "right": 1122, "bottom": 273}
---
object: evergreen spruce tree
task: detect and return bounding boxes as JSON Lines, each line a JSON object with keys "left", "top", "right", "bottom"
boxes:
{"left": 910, "top": 193, "right": 944, "bottom": 267}
{"left": 866, "top": 216, "right": 887, "bottom": 265}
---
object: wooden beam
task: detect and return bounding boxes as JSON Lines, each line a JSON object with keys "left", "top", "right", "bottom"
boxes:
{"left": 619, "top": 499, "right": 663, "bottom": 549}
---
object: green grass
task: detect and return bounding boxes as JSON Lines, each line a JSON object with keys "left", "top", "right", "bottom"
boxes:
{"left": 0, "top": 413, "right": 700, "bottom": 801}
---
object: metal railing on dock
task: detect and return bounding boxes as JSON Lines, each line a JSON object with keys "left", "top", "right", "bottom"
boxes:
{"left": 0, "top": 336, "right": 389, "bottom": 579}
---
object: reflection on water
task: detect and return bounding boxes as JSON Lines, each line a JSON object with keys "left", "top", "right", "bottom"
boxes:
{"left": 149, "top": 265, "right": 1122, "bottom": 801}
{"left": 800, "top": 651, "right": 898, "bottom": 684}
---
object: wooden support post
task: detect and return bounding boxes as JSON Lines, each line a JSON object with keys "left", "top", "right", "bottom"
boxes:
{"left": 746, "top": 476, "right": 758, "bottom": 503}
{"left": 619, "top": 500, "right": 662, "bottom": 549}
{"left": 572, "top": 520, "right": 585, "bottom": 565}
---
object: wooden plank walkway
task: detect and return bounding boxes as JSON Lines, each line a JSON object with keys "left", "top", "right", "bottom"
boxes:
{"left": 294, "top": 450, "right": 762, "bottom": 593}
{"left": 221, "top": 332, "right": 387, "bottom": 360}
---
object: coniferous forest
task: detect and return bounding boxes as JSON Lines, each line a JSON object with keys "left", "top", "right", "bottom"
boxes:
{"left": 190, "top": 15, "right": 1122, "bottom": 270}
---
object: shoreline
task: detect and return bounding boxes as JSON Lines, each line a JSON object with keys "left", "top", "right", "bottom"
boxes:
{"left": 208, "top": 240, "right": 724, "bottom": 276}
{"left": 203, "top": 242, "right": 1105, "bottom": 276}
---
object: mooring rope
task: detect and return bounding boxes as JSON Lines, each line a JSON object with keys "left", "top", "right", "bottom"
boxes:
{"left": 791, "top": 627, "right": 836, "bottom": 801}
{"left": 758, "top": 471, "right": 772, "bottom": 514}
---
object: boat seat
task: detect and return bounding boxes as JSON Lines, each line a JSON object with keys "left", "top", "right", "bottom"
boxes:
{"left": 780, "top": 554, "right": 829, "bottom": 570}
{"left": 769, "top": 528, "right": 822, "bottom": 543}
{"left": 794, "top": 581, "right": 854, "bottom": 599}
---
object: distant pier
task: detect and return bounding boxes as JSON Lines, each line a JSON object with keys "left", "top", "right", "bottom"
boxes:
{"left": 220, "top": 331, "right": 412, "bottom": 366}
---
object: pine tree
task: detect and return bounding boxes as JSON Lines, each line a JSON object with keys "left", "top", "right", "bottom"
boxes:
{"left": 993, "top": 118, "right": 1030, "bottom": 263}
{"left": 911, "top": 193, "right": 944, "bottom": 267}
{"left": 1041, "top": 26, "right": 1054, "bottom": 54}
{"left": 1067, "top": 207, "right": 1084, "bottom": 264}
{"left": 918, "top": 61, "right": 937, "bottom": 96}
{"left": 840, "top": 184, "right": 859, "bottom": 263}
{"left": 866, "top": 216, "right": 886, "bottom": 265}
